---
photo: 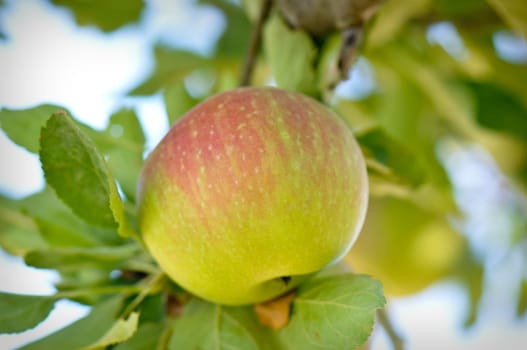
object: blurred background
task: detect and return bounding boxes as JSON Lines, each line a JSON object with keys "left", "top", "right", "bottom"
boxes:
{"left": 1, "top": 0, "right": 527, "bottom": 349}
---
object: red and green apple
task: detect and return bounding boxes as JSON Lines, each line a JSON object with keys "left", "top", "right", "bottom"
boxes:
{"left": 137, "top": 87, "right": 368, "bottom": 305}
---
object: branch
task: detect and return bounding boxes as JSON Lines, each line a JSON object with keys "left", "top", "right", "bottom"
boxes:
{"left": 239, "top": 0, "right": 272, "bottom": 86}
{"left": 377, "top": 308, "right": 405, "bottom": 350}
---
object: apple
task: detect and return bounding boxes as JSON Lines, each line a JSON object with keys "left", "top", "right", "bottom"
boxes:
{"left": 345, "top": 196, "right": 467, "bottom": 296}
{"left": 137, "top": 87, "right": 368, "bottom": 305}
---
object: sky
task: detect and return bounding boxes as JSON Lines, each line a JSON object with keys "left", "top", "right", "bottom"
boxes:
{"left": 0, "top": 0, "right": 526, "bottom": 349}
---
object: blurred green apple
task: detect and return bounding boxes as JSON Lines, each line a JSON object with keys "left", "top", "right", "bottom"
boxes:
{"left": 345, "top": 196, "right": 466, "bottom": 296}
{"left": 137, "top": 87, "right": 368, "bottom": 305}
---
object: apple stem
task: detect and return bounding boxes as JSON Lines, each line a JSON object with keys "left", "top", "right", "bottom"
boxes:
{"left": 377, "top": 308, "right": 405, "bottom": 350}
{"left": 239, "top": 0, "right": 272, "bottom": 86}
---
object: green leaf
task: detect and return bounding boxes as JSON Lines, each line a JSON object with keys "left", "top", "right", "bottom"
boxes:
{"left": 433, "top": 0, "right": 493, "bottom": 17}
{"left": 280, "top": 274, "right": 385, "bottom": 350}
{"left": 469, "top": 81, "right": 527, "bottom": 141}
{"left": 263, "top": 14, "right": 318, "bottom": 96}
{"left": 101, "top": 109, "right": 145, "bottom": 202}
{"left": 0, "top": 0, "right": 5, "bottom": 40}
{"left": 357, "top": 128, "right": 426, "bottom": 193}
{"left": 51, "top": 0, "right": 144, "bottom": 33}
{"left": 455, "top": 256, "right": 484, "bottom": 328}
{"left": 202, "top": 0, "right": 252, "bottom": 57}
{"left": 163, "top": 82, "right": 198, "bottom": 126}
{"left": 81, "top": 312, "right": 139, "bottom": 349}
{"left": 20, "top": 296, "right": 123, "bottom": 350}
{"left": 55, "top": 269, "right": 115, "bottom": 301}
{"left": 39, "top": 111, "right": 126, "bottom": 235}
{"left": 0, "top": 195, "right": 47, "bottom": 256}
{"left": 113, "top": 323, "right": 164, "bottom": 350}
{"left": 137, "top": 294, "right": 165, "bottom": 324}
{"left": 487, "top": 0, "right": 527, "bottom": 39}
{"left": 24, "top": 243, "right": 140, "bottom": 271}
{"left": 366, "top": 0, "right": 431, "bottom": 49}
{"left": 0, "top": 292, "right": 55, "bottom": 334}
{"left": 0, "top": 104, "right": 63, "bottom": 153}
{"left": 364, "top": 62, "right": 452, "bottom": 188}
{"left": 516, "top": 278, "right": 527, "bottom": 317}
{"left": 169, "top": 299, "right": 271, "bottom": 350}
{"left": 129, "top": 45, "right": 207, "bottom": 95}
{"left": 19, "top": 187, "right": 122, "bottom": 248}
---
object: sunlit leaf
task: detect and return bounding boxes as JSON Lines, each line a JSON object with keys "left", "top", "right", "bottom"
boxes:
{"left": 129, "top": 46, "right": 207, "bottom": 95}
{"left": 0, "top": 292, "right": 55, "bottom": 334}
{"left": 81, "top": 312, "right": 139, "bottom": 349}
{"left": 113, "top": 322, "right": 165, "bottom": 350}
{"left": 263, "top": 14, "right": 318, "bottom": 96}
{"left": 487, "top": 0, "right": 527, "bottom": 39}
{"left": 280, "top": 274, "right": 385, "bottom": 350}
{"left": 51, "top": 0, "right": 144, "bottom": 32}
{"left": 366, "top": 0, "right": 430, "bottom": 49}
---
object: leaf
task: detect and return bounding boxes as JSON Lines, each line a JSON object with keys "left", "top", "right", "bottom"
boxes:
{"left": 517, "top": 279, "right": 527, "bottom": 317}
{"left": 51, "top": 0, "right": 144, "bottom": 33}
{"left": 0, "top": 104, "right": 63, "bottom": 153}
{"left": 433, "top": 0, "right": 493, "bottom": 18}
{"left": 39, "top": 111, "right": 127, "bottom": 235}
{"left": 113, "top": 322, "right": 164, "bottom": 350}
{"left": 19, "top": 187, "right": 122, "bottom": 248}
{"left": 487, "top": 0, "right": 527, "bottom": 39}
{"left": 102, "top": 109, "right": 145, "bottom": 201}
{"left": 0, "top": 292, "right": 55, "bottom": 334}
{"left": 20, "top": 296, "right": 123, "bottom": 350}
{"left": 163, "top": 82, "right": 198, "bottom": 126}
{"left": 169, "top": 299, "right": 276, "bottom": 350}
{"left": 468, "top": 81, "right": 527, "bottom": 141}
{"left": 129, "top": 45, "right": 207, "bottom": 95}
{"left": 202, "top": 0, "right": 252, "bottom": 57}
{"left": 81, "top": 312, "right": 139, "bottom": 349}
{"left": 263, "top": 13, "right": 318, "bottom": 96}
{"left": 0, "top": 195, "right": 47, "bottom": 256}
{"left": 0, "top": 0, "right": 5, "bottom": 40}
{"left": 455, "top": 256, "right": 484, "bottom": 328}
{"left": 357, "top": 128, "right": 425, "bottom": 192}
{"left": 24, "top": 244, "right": 140, "bottom": 271}
{"left": 366, "top": 0, "right": 431, "bottom": 49}
{"left": 280, "top": 274, "right": 385, "bottom": 350}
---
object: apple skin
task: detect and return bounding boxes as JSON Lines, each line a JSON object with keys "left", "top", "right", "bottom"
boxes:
{"left": 137, "top": 87, "right": 368, "bottom": 305}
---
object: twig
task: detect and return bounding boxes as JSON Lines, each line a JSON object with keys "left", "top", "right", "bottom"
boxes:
{"left": 239, "top": 0, "right": 272, "bottom": 86}
{"left": 377, "top": 308, "right": 405, "bottom": 350}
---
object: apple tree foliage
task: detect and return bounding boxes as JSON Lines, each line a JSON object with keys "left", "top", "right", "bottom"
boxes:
{"left": 1, "top": 0, "right": 527, "bottom": 349}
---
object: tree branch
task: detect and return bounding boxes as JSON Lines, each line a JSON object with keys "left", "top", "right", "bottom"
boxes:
{"left": 239, "top": 0, "right": 272, "bottom": 86}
